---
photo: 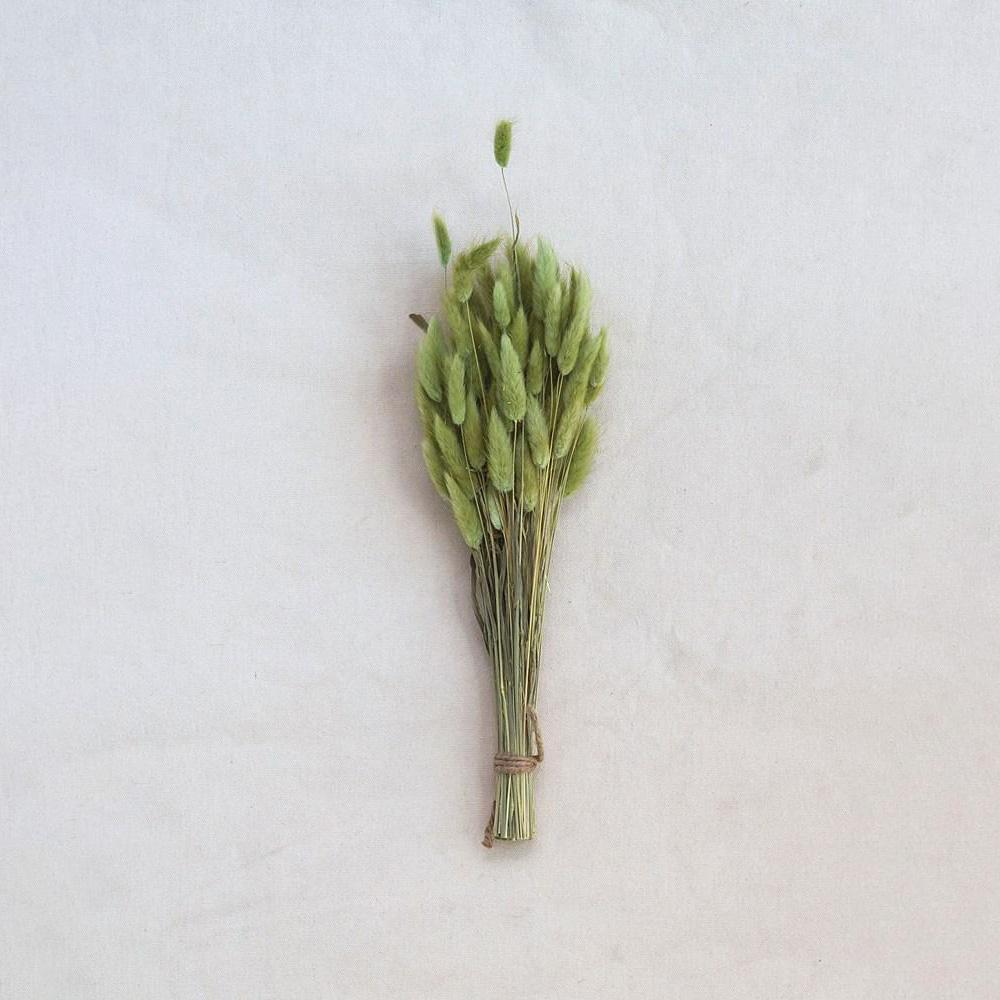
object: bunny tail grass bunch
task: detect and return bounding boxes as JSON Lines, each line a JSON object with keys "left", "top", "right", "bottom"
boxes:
{"left": 411, "top": 121, "right": 610, "bottom": 847}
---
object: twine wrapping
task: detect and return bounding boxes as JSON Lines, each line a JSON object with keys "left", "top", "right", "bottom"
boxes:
{"left": 482, "top": 706, "right": 544, "bottom": 848}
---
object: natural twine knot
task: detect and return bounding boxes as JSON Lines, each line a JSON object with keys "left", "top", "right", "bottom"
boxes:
{"left": 482, "top": 706, "right": 543, "bottom": 849}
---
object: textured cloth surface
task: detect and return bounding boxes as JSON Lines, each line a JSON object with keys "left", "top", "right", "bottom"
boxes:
{"left": 2, "top": 3, "right": 1000, "bottom": 997}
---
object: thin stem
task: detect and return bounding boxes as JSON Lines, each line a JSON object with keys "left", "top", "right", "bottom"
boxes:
{"left": 501, "top": 167, "right": 521, "bottom": 307}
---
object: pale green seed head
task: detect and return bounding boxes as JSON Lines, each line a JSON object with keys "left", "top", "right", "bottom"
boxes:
{"left": 526, "top": 340, "right": 545, "bottom": 395}
{"left": 554, "top": 391, "right": 584, "bottom": 459}
{"left": 564, "top": 417, "right": 597, "bottom": 496}
{"left": 444, "top": 294, "right": 473, "bottom": 355}
{"left": 422, "top": 437, "right": 449, "bottom": 500}
{"left": 462, "top": 237, "right": 502, "bottom": 271}
{"left": 417, "top": 318, "right": 445, "bottom": 402}
{"left": 557, "top": 273, "right": 591, "bottom": 375}
{"left": 493, "top": 119, "right": 513, "bottom": 168}
{"left": 497, "top": 263, "right": 516, "bottom": 313}
{"left": 534, "top": 238, "right": 557, "bottom": 288}
{"left": 486, "top": 487, "right": 503, "bottom": 531}
{"left": 445, "top": 473, "right": 483, "bottom": 548}
{"left": 497, "top": 334, "right": 527, "bottom": 422}
{"left": 471, "top": 272, "right": 495, "bottom": 321}
{"left": 432, "top": 213, "right": 451, "bottom": 268}
{"left": 560, "top": 269, "right": 576, "bottom": 333}
{"left": 568, "top": 331, "right": 601, "bottom": 394}
{"left": 562, "top": 354, "right": 591, "bottom": 417}
{"left": 474, "top": 317, "right": 501, "bottom": 381}
{"left": 463, "top": 389, "right": 485, "bottom": 469}
{"left": 590, "top": 327, "right": 609, "bottom": 388}
{"left": 453, "top": 268, "right": 474, "bottom": 303}
{"left": 516, "top": 244, "right": 534, "bottom": 313}
{"left": 493, "top": 279, "right": 511, "bottom": 330}
{"left": 574, "top": 271, "right": 592, "bottom": 322}
{"left": 544, "top": 281, "right": 562, "bottom": 357}
{"left": 517, "top": 445, "right": 539, "bottom": 511}
{"left": 446, "top": 352, "right": 466, "bottom": 424}
{"left": 532, "top": 239, "right": 558, "bottom": 325}
{"left": 434, "top": 412, "right": 471, "bottom": 493}
{"left": 415, "top": 377, "right": 437, "bottom": 437}
{"left": 487, "top": 407, "right": 514, "bottom": 492}
{"left": 524, "top": 393, "right": 550, "bottom": 469}
{"left": 510, "top": 306, "right": 528, "bottom": 368}
{"left": 451, "top": 240, "right": 501, "bottom": 308}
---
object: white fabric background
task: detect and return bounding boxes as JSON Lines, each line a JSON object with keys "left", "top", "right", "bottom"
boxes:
{"left": 2, "top": 3, "right": 999, "bottom": 997}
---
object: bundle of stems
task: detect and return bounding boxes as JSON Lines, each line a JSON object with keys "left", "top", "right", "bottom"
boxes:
{"left": 412, "top": 121, "right": 610, "bottom": 845}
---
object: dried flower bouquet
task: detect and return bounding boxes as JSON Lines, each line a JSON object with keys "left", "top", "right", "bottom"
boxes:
{"left": 412, "top": 121, "right": 610, "bottom": 845}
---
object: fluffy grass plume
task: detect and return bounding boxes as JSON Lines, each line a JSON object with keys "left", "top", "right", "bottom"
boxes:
{"left": 486, "top": 407, "right": 514, "bottom": 491}
{"left": 464, "top": 390, "right": 486, "bottom": 469}
{"left": 412, "top": 121, "right": 611, "bottom": 846}
{"left": 446, "top": 473, "right": 483, "bottom": 548}
{"left": 510, "top": 306, "right": 529, "bottom": 367}
{"left": 526, "top": 340, "right": 545, "bottom": 395}
{"left": 532, "top": 239, "right": 558, "bottom": 331}
{"left": 590, "top": 327, "right": 609, "bottom": 389}
{"left": 557, "top": 273, "right": 592, "bottom": 375}
{"left": 543, "top": 281, "right": 562, "bottom": 357}
{"left": 568, "top": 332, "right": 601, "bottom": 396}
{"left": 564, "top": 417, "right": 597, "bottom": 496}
{"left": 474, "top": 317, "right": 501, "bottom": 380}
{"left": 496, "top": 262, "right": 515, "bottom": 312}
{"left": 497, "top": 334, "right": 527, "bottom": 422}
{"left": 493, "top": 280, "right": 511, "bottom": 330}
{"left": 525, "top": 393, "right": 550, "bottom": 469}
{"left": 486, "top": 487, "right": 503, "bottom": 530}
{"left": 517, "top": 446, "right": 539, "bottom": 510}
{"left": 417, "top": 318, "right": 445, "bottom": 402}
{"left": 493, "top": 119, "right": 513, "bottom": 168}
{"left": 446, "top": 353, "right": 466, "bottom": 424}
{"left": 422, "top": 438, "right": 448, "bottom": 500}
{"left": 433, "top": 213, "right": 452, "bottom": 268}
{"left": 554, "top": 390, "right": 584, "bottom": 459}
{"left": 433, "top": 413, "right": 471, "bottom": 493}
